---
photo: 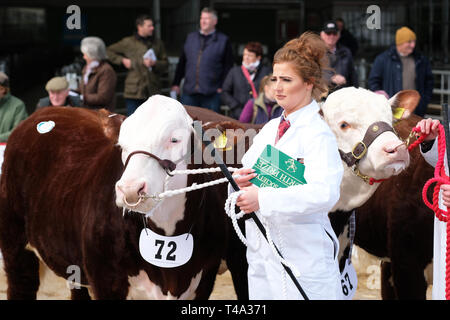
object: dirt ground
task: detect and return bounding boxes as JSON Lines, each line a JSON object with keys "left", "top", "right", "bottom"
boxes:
{"left": 0, "top": 246, "right": 431, "bottom": 300}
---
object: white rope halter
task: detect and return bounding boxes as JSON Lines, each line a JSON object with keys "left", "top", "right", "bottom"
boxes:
{"left": 123, "top": 164, "right": 301, "bottom": 290}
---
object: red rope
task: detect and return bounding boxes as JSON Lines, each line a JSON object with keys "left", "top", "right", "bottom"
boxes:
{"left": 416, "top": 124, "right": 450, "bottom": 299}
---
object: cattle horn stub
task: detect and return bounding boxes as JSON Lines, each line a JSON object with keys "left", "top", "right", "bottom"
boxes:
{"left": 389, "top": 90, "right": 420, "bottom": 120}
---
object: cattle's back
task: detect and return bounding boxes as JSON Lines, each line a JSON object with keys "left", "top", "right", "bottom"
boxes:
{"left": 0, "top": 107, "right": 126, "bottom": 279}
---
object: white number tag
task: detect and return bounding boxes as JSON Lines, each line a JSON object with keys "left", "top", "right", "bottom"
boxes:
{"left": 340, "top": 259, "right": 358, "bottom": 300}
{"left": 139, "top": 228, "right": 194, "bottom": 268}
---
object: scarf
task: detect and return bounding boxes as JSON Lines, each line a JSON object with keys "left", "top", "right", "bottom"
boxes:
{"left": 83, "top": 60, "right": 100, "bottom": 85}
{"left": 242, "top": 60, "right": 260, "bottom": 79}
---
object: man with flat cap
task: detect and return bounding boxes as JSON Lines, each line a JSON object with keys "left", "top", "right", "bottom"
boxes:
{"left": 320, "top": 20, "right": 358, "bottom": 93}
{"left": 0, "top": 72, "right": 28, "bottom": 142}
{"left": 36, "top": 76, "right": 81, "bottom": 110}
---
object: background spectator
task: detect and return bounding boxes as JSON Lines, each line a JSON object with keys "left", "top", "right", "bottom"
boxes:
{"left": 171, "top": 7, "right": 233, "bottom": 113}
{"left": 80, "top": 36, "right": 117, "bottom": 111}
{"left": 335, "top": 17, "right": 359, "bottom": 57}
{"left": 320, "top": 21, "right": 358, "bottom": 93}
{"left": 222, "top": 41, "right": 272, "bottom": 119}
{"left": 368, "top": 26, "right": 433, "bottom": 117}
{"left": 0, "top": 72, "right": 28, "bottom": 142}
{"left": 107, "top": 14, "right": 168, "bottom": 116}
{"left": 36, "top": 77, "right": 81, "bottom": 109}
{"left": 239, "top": 74, "right": 282, "bottom": 124}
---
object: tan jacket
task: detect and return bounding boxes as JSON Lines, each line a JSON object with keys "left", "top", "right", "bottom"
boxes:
{"left": 106, "top": 35, "right": 168, "bottom": 99}
{"left": 80, "top": 61, "right": 117, "bottom": 111}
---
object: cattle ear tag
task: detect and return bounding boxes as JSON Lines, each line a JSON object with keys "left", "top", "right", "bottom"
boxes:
{"left": 213, "top": 132, "right": 231, "bottom": 151}
{"left": 139, "top": 228, "right": 194, "bottom": 268}
{"left": 393, "top": 107, "right": 405, "bottom": 120}
{"left": 36, "top": 121, "right": 55, "bottom": 134}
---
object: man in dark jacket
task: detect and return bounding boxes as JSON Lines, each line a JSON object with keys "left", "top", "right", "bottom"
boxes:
{"left": 107, "top": 14, "right": 168, "bottom": 115}
{"left": 336, "top": 18, "right": 359, "bottom": 58}
{"left": 320, "top": 21, "right": 358, "bottom": 93}
{"left": 36, "top": 76, "right": 81, "bottom": 110}
{"left": 171, "top": 7, "right": 233, "bottom": 113}
{"left": 368, "top": 26, "right": 433, "bottom": 117}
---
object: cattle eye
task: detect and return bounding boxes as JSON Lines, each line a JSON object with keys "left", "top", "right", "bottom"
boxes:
{"left": 171, "top": 137, "right": 179, "bottom": 143}
{"left": 339, "top": 122, "right": 350, "bottom": 130}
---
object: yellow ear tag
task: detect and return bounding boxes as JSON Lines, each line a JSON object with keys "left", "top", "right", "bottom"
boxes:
{"left": 393, "top": 107, "right": 405, "bottom": 120}
{"left": 213, "top": 132, "right": 231, "bottom": 151}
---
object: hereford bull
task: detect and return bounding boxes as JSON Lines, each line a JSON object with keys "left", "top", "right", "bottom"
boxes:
{"left": 329, "top": 114, "right": 434, "bottom": 300}
{"left": 0, "top": 96, "right": 249, "bottom": 299}
{"left": 325, "top": 89, "right": 434, "bottom": 299}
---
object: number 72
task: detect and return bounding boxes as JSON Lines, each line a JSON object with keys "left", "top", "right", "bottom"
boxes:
{"left": 154, "top": 239, "right": 177, "bottom": 261}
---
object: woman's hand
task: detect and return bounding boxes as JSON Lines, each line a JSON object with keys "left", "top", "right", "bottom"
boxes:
{"left": 441, "top": 184, "right": 450, "bottom": 208}
{"left": 236, "top": 185, "right": 260, "bottom": 214}
{"left": 233, "top": 168, "right": 257, "bottom": 189}
{"left": 416, "top": 118, "right": 440, "bottom": 141}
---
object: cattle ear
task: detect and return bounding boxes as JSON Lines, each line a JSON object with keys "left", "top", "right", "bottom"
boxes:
{"left": 389, "top": 90, "right": 420, "bottom": 120}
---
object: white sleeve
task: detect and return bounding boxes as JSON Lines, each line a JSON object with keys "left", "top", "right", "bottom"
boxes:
{"left": 421, "top": 137, "right": 439, "bottom": 168}
{"left": 257, "top": 132, "right": 343, "bottom": 221}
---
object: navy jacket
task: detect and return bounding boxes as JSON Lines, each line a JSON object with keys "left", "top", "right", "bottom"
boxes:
{"left": 173, "top": 30, "right": 233, "bottom": 96}
{"left": 368, "top": 45, "right": 433, "bottom": 116}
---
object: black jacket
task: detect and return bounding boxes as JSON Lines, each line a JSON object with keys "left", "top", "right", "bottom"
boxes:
{"left": 324, "top": 44, "right": 358, "bottom": 92}
{"left": 221, "top": 64, "right": 272, "bottom": 119}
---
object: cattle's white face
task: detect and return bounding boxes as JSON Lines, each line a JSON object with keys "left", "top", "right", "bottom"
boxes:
{"left": 115, "top": 95, "right": 194, "bottom": 220}
{"left": 321, "top": 87, "right": 412, "bottom": 211}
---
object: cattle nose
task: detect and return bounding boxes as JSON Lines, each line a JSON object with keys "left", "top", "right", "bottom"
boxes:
{"left": 116, "top": 180, "right": 147, "bottom": 207}
{"left": 383, "top": 142, "right": 405, "bottom": 153}
{"left": 383, "top": 142, "right": 409, "bottom": 160}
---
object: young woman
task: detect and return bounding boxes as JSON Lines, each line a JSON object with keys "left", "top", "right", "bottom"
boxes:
{"left": 231, "top": 32, "right": 344, "bottom": 299}
{"left": 239, "top": 74, "right": 283, "bottom": 124}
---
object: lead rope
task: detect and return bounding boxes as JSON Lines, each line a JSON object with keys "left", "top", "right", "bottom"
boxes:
{"left": 348, "top": 210, "right": 356, "bottom": 264}
{"left": 414, "top": 124, "right": 450, "bottom": 300}
{"left": 224, "top": 191, "right": 301, "bottom": 279}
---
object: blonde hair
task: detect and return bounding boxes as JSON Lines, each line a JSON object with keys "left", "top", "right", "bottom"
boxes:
{"left": 273, "top": 31, "right": 329, "bottom": 100}
{"left": 258, "top": 74, "right": 272, "bottom": 94}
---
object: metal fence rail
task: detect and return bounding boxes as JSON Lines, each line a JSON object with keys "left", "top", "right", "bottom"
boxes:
{"left": 433, "top": 69, "right": 450, "bottom": 105}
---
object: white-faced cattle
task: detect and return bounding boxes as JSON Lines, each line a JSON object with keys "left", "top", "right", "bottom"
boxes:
{"left": 0, "top": 97, "right": 249, "bottom": 299}
{"left": 321, "top": 87, "right": 416, "bottom": 212}
{"left": 325, "top": 88, "right": 434, "bottom": 299}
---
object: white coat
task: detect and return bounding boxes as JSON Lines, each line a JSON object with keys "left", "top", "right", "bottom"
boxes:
{"left": 234, "top": 100, "right": 344, "bottom": 300}
{"left": 421, "top": 137, "right": 447, "bottom": 300}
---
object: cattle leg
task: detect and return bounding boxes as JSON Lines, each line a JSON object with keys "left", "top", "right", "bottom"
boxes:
{"left": 0, "top": 212, "right": 40, "bottom": 299}
{"left": 70, "top": 287, "right": 91, "bottom": 300}
{"left": 391, "top": 262, "right": 427, "bottom": 299}
{"left": 225, "top": 220, "right": 249, "bottom": 300}
{"left": 380, "top": 261, "right": 396, "bottom": 300}
{"left": 194, "top": 264, "right": 222, "bottom": 300}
